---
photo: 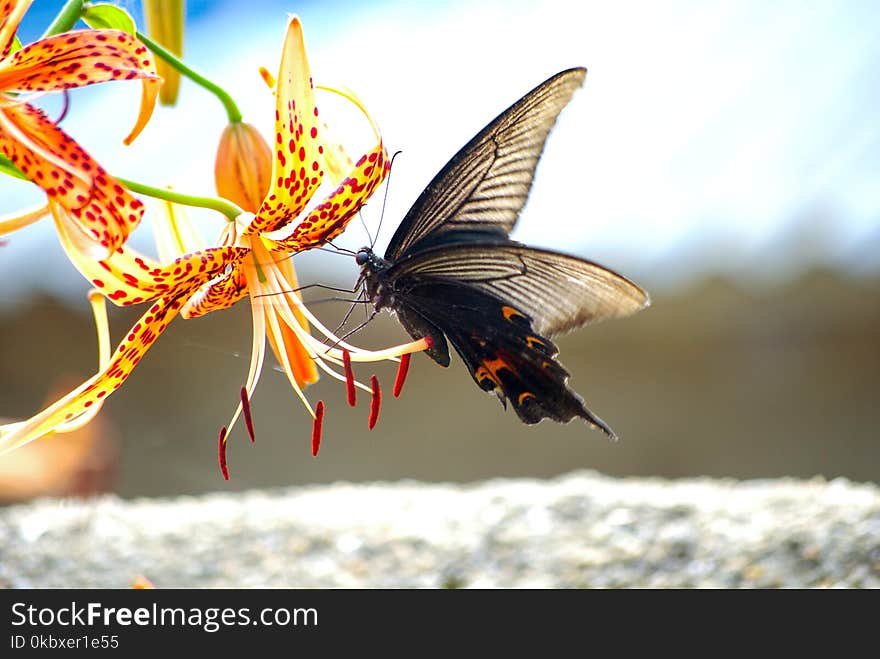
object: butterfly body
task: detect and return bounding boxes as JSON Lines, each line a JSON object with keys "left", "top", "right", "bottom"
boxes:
{"left": 355, "top": 68, "right": 649, "bottom": 438}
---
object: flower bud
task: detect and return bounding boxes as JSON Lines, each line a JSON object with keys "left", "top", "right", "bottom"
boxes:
{"left": 214, "top": 122, "right": 272, "bottom": 214}
{"left": 143, "top": 0, "right": 185, "bottom": 105}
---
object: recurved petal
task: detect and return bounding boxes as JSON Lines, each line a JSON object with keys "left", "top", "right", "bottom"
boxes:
{"left": 264, "top": 140, "right": 390, "bottom": 252}
{"left": 54, "top": 209, "right": 249, "bottom": 306}
{"left": 0, "top": 293, "right": 186, "bottom": 456}
{"left": 0, "top": 0, "right": 31, "bottom": 60}
{"left": 0, "top": 30, "right": 160, "bottom": 144}
{"left": 0, "top": 102, "right": 144, "bottom": 257}
{"left": 249, "top": 16, "right": 323, "bottom": 236}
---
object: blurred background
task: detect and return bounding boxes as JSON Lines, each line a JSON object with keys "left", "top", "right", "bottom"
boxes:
{"left": 1, "top": 0, "right": 878, "bottom": 501}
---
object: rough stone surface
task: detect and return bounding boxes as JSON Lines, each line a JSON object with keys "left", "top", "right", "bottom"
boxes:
{"left": 1, "top": 471, "right": 878, "bottom": 588}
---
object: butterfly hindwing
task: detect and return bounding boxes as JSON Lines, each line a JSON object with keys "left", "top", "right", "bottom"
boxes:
{"left": 384, "top": 68, "right": 587, "bottom": 261}
{"left": 387, "top": 275, "right": 615, "bottom": 435}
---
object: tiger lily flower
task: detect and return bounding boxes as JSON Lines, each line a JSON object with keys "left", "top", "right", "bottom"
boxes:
{"left": 0, "top": 16, "right": 428, "bottom": 467}
{"left": 0, "top": 0, "right": 160, "bottom": 257}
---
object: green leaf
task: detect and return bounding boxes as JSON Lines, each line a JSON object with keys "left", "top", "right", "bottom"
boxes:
{"left": 11, "top": 35, "right": 22, "bottom": 54}
{"left": 81, "top": 3, "right": 137, "bottom": 35}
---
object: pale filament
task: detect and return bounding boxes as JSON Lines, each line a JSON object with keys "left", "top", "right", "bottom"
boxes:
{"left": 260, "top": 253, "right": 427, "bottom": 363}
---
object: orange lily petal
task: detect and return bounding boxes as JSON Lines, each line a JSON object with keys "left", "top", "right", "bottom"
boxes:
{"left": 264, "top": 252, "right": 318, "bottom": 387}
{"left": 0, "top": 102, "right": 145, "bottom": 257}
{"left": 0, "top": 293, "right": 186, "bottom": 455}
{"left": 53, "top": 208, "right": 249, "bottom": 305}
{"left": 0, "top": 30, "right": 160, "bottom": 145}
{"left": 249, "top": 16, "right": 323, "bottom": 236}
{"left": 0, "top": 0, "right": 30, "bottom": 59}
{"left": 143, "top": 0, "right": 184, "bottom": 106}
{"left": 94, "top": 245, "right": 249, "bottom": 305}
{"left": 126, "top": 71, "right": 160, "bottom": 146}
{"left": 266, "top": 316, "right": 318, "bottom": 388}
{"left": 263, "top": 140, "right": 390, "bottom": 252}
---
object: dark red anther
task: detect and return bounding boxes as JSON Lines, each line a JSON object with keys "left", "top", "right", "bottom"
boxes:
{"left": 312, "top": 400, "right": 325, "bottom": 456}
{"left": 218, "top": 426, "right": 229, "bottom": 480}
{"left": 368, "top": 375, "right": 381, "bottom": 430}
{"left": 393, "top": 353, "right": 411, "bottom": 398}
{"left": 343, "top": 349, "right": 356, "bottom": 407}
{"left": 240, "top": 386, "right": 255, "bottom": 443}
{"left": 424, "top": 335, "right": 434, "bottom": 349}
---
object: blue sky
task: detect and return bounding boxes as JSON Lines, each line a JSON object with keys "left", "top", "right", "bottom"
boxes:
{"left": 2, "top": 0, "right": 879, "bottom": 306}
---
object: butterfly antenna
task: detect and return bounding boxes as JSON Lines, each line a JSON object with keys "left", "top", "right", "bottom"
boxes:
{"left": 372, "top": 150, "right": 403, "bottom": 249}
{"left": 325, "top": 240, "right": 357, "bottom": 255}
{"left": 315, "top": 246, "right": 357, "bottom": 258}
{"left": 357, "top": 209, "right": 372, "bottom": 245}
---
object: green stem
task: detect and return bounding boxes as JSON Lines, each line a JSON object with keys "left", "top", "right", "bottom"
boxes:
{"left": 41, "top": 0, "right": 84, "bottom": 38}
{"left": 136, "top": 30, "right": 243, "bottom": 123}
{"left": 117, "top": 177, "right": 243, "bottom": 221}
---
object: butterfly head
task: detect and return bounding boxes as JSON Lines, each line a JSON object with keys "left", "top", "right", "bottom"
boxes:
{"left": 354, "top": 247, "right": 391, "bottom": 307}
{"left": 355, "top": 248, "right": 371, "bottom": 267}
{"left": 354, "top": 247, "right": 389, "bottom": 273}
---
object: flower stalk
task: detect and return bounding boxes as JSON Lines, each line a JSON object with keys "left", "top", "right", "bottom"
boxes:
{"left": 136, "top": 29, "right": 242, "bottom": 123}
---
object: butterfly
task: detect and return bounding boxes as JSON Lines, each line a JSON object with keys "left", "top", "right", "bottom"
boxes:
{"left": 354, "top": 68, "right": 649, "bottom": 438}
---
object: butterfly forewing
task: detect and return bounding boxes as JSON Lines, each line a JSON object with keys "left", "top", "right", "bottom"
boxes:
{"left": 386, "top": 242, "right": 649, "bottom": 337}
{"left": 384, "top": 67, "right": 587, "bottom": 261}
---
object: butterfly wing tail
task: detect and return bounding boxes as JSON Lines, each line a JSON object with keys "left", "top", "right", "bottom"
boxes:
{"left": 403, "top": 281, "right": 617, "bottom": 436}
{"left": 451, "top": 327, "right": 617, "bottom": 437}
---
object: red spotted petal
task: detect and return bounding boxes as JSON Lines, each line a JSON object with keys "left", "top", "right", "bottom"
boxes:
{"left": 264, "top": 141, "right": 390, "bottom": 252}
{"left": 55, "top": 211, "right": 250, "bottom": 306}
{"left": 0, "top": 29, "right": 160, "bottom": 145}
{"left": 249, "top": 16, "right": 323, "bottom": 236}
{"left": 0, "top": 102, "right": 144, "bottom": 256}
{"left": 181, "top": 262, "right": 248, "bottom": 318}
{"left": 0, "top": 0, "right": 31, "bottom": 59}
{"left": 95, "top": 246, "right": 249, "bottom": 306}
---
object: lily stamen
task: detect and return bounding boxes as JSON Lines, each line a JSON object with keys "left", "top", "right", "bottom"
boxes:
{"left": 240, "top": 386, "right": 256, "bottom": 443}
{"left": 368, "top": 375, "right": 381, "bottom": 431}
{"left": 311, "top": 400, "right": 325, "bottom": 457}
{"left": 343, "top": 349, "right": 356, "bottom": 407}
{"left": 393, "top": 353, "right": 411, "bottom": 399}
{"left": 218, "top": 426, "right": 229, "bottom": 480}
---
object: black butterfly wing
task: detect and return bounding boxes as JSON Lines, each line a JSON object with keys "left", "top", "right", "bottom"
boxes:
{"left": 386, "top": 241, "right": 650, "bottom": 337}
{"left": 384, "top": 67, "right": 587, "bottom": 261}
{"left": 383, "top": 276, "right": 617, "bottom": 436}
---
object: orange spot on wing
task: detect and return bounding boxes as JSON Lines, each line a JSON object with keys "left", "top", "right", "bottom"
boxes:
{"left": 517, "top": 392, "right": 536, "bottom": 406}
{"left": 502, "top": 305, "right": 525, "bottom": 322}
